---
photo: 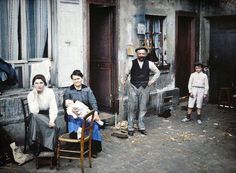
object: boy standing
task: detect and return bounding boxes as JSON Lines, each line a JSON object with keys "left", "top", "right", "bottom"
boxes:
{"left": 181, "top": 62, "right": 209, "bottom": 124}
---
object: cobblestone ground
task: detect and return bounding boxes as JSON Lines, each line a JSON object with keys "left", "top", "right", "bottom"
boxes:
{"left": 1, "top": 103, "right": 236, "bottom": 173}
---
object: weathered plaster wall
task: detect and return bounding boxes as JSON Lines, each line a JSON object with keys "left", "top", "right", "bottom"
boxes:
{"left": 117, "top": 0, "right": 142, "bottom": 120}
{"left": 117, "top": 0, "right": 201, "bottom": 119}
{"left": 175, "top": 0, "right": 199, "bottom": 12}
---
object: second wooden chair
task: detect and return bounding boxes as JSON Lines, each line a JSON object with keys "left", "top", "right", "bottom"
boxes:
{"left": 56, "top": 109, "right": 95, "bottom": 173}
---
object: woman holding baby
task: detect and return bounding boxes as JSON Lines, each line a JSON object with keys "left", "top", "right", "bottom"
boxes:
{"left": 63, "top": 70, "right": 103, "bottom": 158}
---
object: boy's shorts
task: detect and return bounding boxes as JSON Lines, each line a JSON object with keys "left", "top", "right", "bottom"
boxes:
{"left": 188, "top": 87, "right": 205, "bottom": 109}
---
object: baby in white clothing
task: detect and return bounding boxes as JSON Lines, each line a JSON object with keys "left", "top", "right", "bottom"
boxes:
{"left": 65, "top": 99, "right": 104, "bottom": 126}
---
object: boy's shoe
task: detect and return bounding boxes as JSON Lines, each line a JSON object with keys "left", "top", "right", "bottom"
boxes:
{"left": 197, "top": 119, "right": 202, "bottom": 124}
{"left": 181, "top": 117, "right": 191, "bottom": 122}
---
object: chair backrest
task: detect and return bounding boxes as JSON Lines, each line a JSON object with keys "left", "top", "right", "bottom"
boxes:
{"left": 20, "top": 98, "right": 30, "bottom": 125}
{"left": 62, "top": 100, "right": 68, "bottom": 120}
{"left": 81, "top": 110, "right": 95, "bottom": 142}
{"left": 62, "top": 100, "right": 69, "bottom": 132}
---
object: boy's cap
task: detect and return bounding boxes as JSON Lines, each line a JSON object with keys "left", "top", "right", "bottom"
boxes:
{"left": 135, "top": 47, "right": 148, "bottom": 52}
{"left": 194, "top": 62, "right": 204, "bottom": 68}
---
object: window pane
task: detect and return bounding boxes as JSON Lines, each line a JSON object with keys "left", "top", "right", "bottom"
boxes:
{"left": 145, "top": 15, "right": 164, "bottom": 62}
{"left": 14, "top": 66, "right": 23, "bottom": 88}
{"left": 26, "top": 0, "right": 48, "bottom": 58}
{"left": 0, "top": 0, "right": 19, "bottom": 61}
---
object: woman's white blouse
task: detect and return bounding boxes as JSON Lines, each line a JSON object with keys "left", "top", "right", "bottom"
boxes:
{"left": 27, "top": 87, "right": 58, "bottom": 123}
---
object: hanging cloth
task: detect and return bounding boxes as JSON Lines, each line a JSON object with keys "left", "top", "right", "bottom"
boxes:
{"left": 0, "top": 58, "right": 18, "bottom": 85}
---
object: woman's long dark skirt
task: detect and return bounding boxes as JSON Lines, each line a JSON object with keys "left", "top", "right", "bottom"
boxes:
{"left": 29, "top": 113, "right": 58, "bottom": 151}
{"left": 92, "top": 140, "right": 102, "bottom": 154}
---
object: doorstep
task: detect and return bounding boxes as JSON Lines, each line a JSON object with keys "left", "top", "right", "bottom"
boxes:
{"left": 99, "top": 112, "right": 115, "bottom": 126}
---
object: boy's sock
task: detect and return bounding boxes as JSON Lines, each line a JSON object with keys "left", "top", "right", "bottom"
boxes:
{"left": 187, "top": 114, "right": 191, "bottom": 119}
{"left": 197, "top": 114, "right": 201, "bottom": 120}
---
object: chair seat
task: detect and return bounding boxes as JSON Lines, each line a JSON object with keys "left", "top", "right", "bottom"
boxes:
{"left": 58, "top": 133, "right": 90, "bottom": 143}
{"left": 38, "top": 151, "right": 54, "bottom": 158}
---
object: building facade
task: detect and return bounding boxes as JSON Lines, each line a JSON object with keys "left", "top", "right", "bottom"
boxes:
{"left": 0, "top": 0, "right": 236, "bottom": 143}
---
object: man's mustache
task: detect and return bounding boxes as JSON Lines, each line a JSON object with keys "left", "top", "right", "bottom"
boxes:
{"left": 138, "top": 56, "right": 146, "bottom": 61}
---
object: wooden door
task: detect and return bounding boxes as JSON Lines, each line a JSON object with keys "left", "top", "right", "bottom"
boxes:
{"left": 209, "top": 16, "right": 236, "bottom": 103}
{"left": 89, "top": 4, "right": 116, "bottom": 112}
{"left": 175, "top": 14, "right": 196, "bottom": 97}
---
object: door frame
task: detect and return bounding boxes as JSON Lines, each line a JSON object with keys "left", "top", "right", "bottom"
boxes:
{"left": 87, "top": 0, "right": 118, "bottom": 113}
{"left": 175, "top": 11, "right": 199, "bottom": 97}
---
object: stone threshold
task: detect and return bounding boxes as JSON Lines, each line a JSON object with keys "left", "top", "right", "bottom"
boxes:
{"left": 99, "top": 112, "right": 115, "bottom": 126}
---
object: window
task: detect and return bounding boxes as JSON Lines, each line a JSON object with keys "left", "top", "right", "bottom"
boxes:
{"left": 0, "top": 0, "right": 52, "bottom": 88}
{"left": 145, "top": 15, "right": 168, "bottom": 68}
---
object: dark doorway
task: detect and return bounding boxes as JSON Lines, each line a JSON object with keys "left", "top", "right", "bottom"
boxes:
{"left": 209, "top": 16, "right": 236, "bottom": 103}
{"left": 175, "top": 12, "right": 197, "bottom": 97}
{"left": 89, "top": 4, "right": 117, "bottom": 113}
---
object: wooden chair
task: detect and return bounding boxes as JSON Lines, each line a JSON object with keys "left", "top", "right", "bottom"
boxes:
{"left": 20, "top": 97, "right": 55, "bottom": 169}
{"left": 56, "top": 110, "right": 95, "bottom": 173}
{"left": 20, "top": 98, "right": 30, "bottom": 153}
{"left": 36, "top": 151, "right": 54, "bottom": 169}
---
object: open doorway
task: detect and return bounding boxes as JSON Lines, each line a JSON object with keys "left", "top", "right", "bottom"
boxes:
{"left": 175, "top": 12, "right": 197, "bottom": 97}
{"left": 89, "top": 3, "right": 117, "bottom": 113}
{"left": 209, "top": 16, "right": 236, "bottom": 103}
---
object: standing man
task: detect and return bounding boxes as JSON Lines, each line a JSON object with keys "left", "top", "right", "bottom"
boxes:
{"left": 122, "top": 47, "right": 160, "bottom": 136}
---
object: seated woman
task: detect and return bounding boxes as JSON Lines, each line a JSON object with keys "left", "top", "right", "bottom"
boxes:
{"left": 27, "top": 74, "right": 58, "bottom": 154}
{"left": 63, "top": 70, "right": 102, "bottom": 158}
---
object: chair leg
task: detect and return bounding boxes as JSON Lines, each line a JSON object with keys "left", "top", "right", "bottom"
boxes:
{"left": 24, "top": 130, "right": 27, "bottom": 153}
{"left": 56, "top": 141, "right": 60, "bottom": 170}
{"left": 50, "top": 157, "right": 53, "bottom": 170}
{"left": 80, "top": 149, "right": 84, "bottom": 173}
{"left": 89, "top": 149, "right": 92, "bottom": 168}
{"left": 24, "top": 142, "right": 27, "bottom": 153}
{"left": 89, "top": 142, "right": 92, "bottom": 168}
{"left": 36, "top": 157, "right": 39, "bottom": 169}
